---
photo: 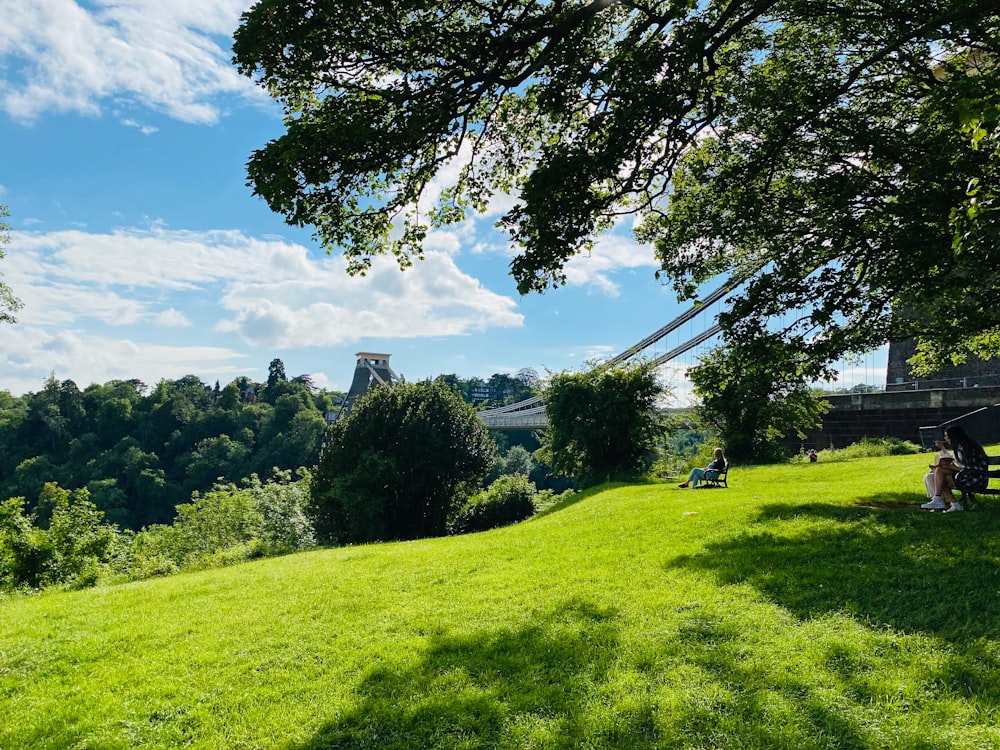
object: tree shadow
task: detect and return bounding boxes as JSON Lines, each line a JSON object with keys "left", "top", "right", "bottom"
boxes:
{"left": 281, "top": 592, "right": 954, "bottom": 750}
{"left": 667, "top": 499, "right": 1000, "bottom": 640}
{"left": 285, "top": 598, "right": 638, "bottom": 750}
{"left": 279, "top": 497, "right": 1000, "bottom": 750}
{"left": 291, "top": 597, "right": 879, "bottom": 749}
{"left": 531, "top": 484, "right": 607, "bottom": 519}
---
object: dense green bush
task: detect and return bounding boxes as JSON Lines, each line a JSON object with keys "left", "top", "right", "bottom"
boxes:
{"left": 248, "top": 470, "right": 316, "bottom": 555}
{"left": 129, "top": 472, "right": 315, "bottom": 574}
{"left": 0, "top": 484, "right": 123, "bottom": 590}
{"left": 538, "top": 361, "right": 666, "bottom": 484}
{"left": 1, "top": 472, "right": 316, "bottom": 592}
{"left": 797, "top": 437, "right": 921, "bottom": 463}
{"left": 486, "top": 444, "right": 534, "bottom": 483}
{"left": 450, "top": 475, "right": 538, "bottom": 534}
{"left": 310, "top": 381, "right": 497, "bottom": 544}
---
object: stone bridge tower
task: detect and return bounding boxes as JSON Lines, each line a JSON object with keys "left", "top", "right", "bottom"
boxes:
{"left": 338, "top": 352, "right": 401, "bottom": 419}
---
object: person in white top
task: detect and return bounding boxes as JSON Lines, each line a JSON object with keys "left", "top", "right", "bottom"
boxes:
{"left": 924, "top": 439, "right": 953, "bottom": 497}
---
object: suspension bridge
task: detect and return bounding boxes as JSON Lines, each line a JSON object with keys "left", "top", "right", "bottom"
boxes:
{"left": 336, "top": 278, "right": 902, "bottom": 431}
{"left": 334, "top": 282, "right": 729, "bottom": 429}
{"left": 475, "top": 282, "right": 729, "bottom": 429}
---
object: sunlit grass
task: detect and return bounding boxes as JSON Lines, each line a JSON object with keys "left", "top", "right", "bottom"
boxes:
{"left": 3, "top": 451, "right": 1000, "bottom": 748}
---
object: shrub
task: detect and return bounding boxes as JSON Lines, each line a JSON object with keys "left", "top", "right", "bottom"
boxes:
{"left": 805, "top": 437, "right": 921, "bottom": 463}
{"left": 0, "top": 484, "right": 123, "bottom": 590}
{"left": 126, "top": 527, "right": 180, "bottom": 579}
{"left": 311, "top": 381, "right": 497, "bottom": 544}
{"left": 532, "top": 488, "right": 577, "bottom": 514}
{"left": 128, "top": 473, "right": 315, "bottom": 575}
{"left": 486, "top": 444, "right": 534, "bottom": 484}
{"left": 450, "top": 475, "right": 537, "bottom": 534}
{"left": 538, "top": 361, "right": 666, "bottom": 484}
{"left": 247, "top": 470, "right": 316, "bottom": 555}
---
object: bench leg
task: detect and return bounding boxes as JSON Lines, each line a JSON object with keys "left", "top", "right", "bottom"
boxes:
{"left": 958, "top": 490, "right": 977, "bottom": 511}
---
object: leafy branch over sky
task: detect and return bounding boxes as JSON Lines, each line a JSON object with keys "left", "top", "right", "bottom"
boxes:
{"left": 234, "top": 0, "right": 1000, "bottom": 371}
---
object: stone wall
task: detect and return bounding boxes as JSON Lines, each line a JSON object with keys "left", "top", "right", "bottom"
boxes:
{"left": 885, "top": 339, "right": 1000, "bottom": 390}
{"left": 786, "top": 386, "right": 1000, "bottom": 451}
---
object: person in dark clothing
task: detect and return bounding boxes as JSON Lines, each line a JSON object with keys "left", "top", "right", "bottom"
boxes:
{"left": 922, "top": 425, "right": 989, "bottom": 512}
{"left": 679, "top": 448, "right": 726, "bottom": 488}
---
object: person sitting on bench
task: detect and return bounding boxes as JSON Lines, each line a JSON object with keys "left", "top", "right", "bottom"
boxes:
{"left": 679, "top": 448, "right": 726, "bottom": 489}
{"left": 922, "top": 425, "right": 989, "bottom": 512}
{"left": 924, "top": 439, "right": 953, "bottom": 498}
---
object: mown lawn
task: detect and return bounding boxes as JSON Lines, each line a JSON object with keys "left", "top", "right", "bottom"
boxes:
{"left": 3, "top": 451, "right": 1000, "bottom": 749}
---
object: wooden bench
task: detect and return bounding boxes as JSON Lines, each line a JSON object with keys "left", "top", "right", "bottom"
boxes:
{"left": 698, "top": 462, "right": 730, "bottom": 489}
{"left": 956, "top": 456, "right": 1000, "bottom": 510}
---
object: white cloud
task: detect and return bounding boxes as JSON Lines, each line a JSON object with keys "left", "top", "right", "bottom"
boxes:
{"left": 562, "top": 231, "right": 659, "bottom": 296}
{"left": 458, "top": 209, "right": 659, "bottom": 296}
{"left": 0, "top": 225, "right": 524, "bottom": 390}
{"left": 156, "top": 308, "right": 191, "bottom": 327}
{"left": 0, "top": 324, "right": 247, "bottom": 394}
{"left": 121, "top": 118, "right": 158, "bottom": 134}
{"left": 217, "top": 251, "right": 523, "bottom": 347}
{"left": 0, "top": 0, "right": 261, "bottom": 124}
{"left": 581, "top": 344, "right": 617, "bottom": 362}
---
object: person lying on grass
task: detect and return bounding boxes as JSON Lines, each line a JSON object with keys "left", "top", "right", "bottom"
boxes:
{"left": 679, "top": 448, "right": 726, "bottom": 489}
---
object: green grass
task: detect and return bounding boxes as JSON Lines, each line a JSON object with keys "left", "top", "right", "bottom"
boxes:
{"left": 4, "top": 451, "right": 1000, "bottom": 749}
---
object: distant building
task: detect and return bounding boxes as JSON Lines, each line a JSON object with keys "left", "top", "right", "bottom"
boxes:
{"left": 886, "top": 338, "right": 1000, "bottom": 391}
{"left": 469, "top": 385, "right": 494, "bottom": 403}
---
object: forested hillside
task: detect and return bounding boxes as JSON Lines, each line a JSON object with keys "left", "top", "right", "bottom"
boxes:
{"left": 0, "top": 362, "right": 551, "bottom": 532}
{"left": 0, "top": 360, "right": 342, "bottom": 530}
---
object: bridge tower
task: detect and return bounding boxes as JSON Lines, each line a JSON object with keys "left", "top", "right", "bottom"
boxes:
{"left": 338, "top": 352, "right": 401, "bottom": 419}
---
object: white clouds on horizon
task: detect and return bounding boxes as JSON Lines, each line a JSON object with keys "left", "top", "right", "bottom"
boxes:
{"left": 0, "top": 0, "right": 261, "bottom": 124}
{"left": 0, "top": 323, "right": 249, "bottom": 395}
{"left": 6, "top": 225, "right": 524, "bottom": 337}
{"left": 0, "top": 225, "right": 525, "bottom": 392}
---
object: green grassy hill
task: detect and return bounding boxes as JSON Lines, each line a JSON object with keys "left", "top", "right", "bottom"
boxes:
{"left": 4, "top": 452, "right": 1000, "bottom": 749}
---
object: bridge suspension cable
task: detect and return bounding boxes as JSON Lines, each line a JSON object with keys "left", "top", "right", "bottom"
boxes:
{"left": 649, "top": 324, "right": 722, "bottom": 367}
{"left": 478, "top": 280, "right": 732, "bottom": 430}
{"left": 606, "top": 280, "right": 731, "bottom": 365}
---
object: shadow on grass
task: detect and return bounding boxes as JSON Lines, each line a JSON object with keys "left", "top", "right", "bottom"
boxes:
{"left": 531, "top": 482, "right": 624, "bottom": 519}
{"left": 286, "top": 598, "right": 641, "bottom": 750}
{"left": 280, "top": 497, "right": 1000, "bottom": 750}
{"left": 283, "top": 596, "right": 915, "bottom": 750}
{"left": 667, "top": 498, "right": 1000, "bottom": 640}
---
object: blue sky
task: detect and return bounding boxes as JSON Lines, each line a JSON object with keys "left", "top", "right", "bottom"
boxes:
{"left": 0, "top": 1, "right": 882, "bottom": 399}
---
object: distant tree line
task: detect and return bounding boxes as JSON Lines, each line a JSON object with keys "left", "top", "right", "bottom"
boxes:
{"left": 0, "top": 359, "right": 342, "bottom": 531}
{"left": 434, "top": 368, "right": 540, "bottom": 408}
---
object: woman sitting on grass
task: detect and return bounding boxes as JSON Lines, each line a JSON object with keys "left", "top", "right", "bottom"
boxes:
{"left": 922, "top": 425, "right": 989, "bottom": 512}
{"left": 679, "top": 448, "right": 727, "bottom": 489}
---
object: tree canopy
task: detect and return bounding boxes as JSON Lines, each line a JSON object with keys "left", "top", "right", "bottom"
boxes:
{"left": 309, "top": 381, "right": 497, "bottom": 544}
{"left": 234, "top": 0, "right": 1000, "bottom": 370}
{"left": 538, "top": 361, "right": 665, "bottom": 483}
{"left": 689, "top": 338, "right": 830, "bottom": 462}
{"left": 0, "top": 372, "right": 340, "bottom": 530}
